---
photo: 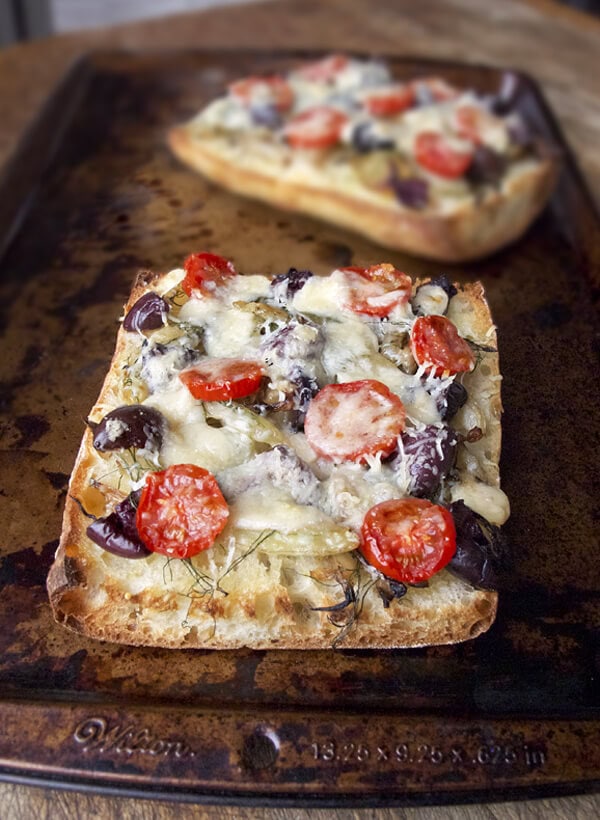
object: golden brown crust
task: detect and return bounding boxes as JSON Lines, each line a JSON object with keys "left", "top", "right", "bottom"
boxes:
{"left": 48, "top": 270, "right": 502, "bottom": 650}
{"left": 168, "top": 125, "right": 558, "bottom": 263}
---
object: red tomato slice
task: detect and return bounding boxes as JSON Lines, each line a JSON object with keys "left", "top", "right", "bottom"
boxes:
{"left": 411, "top": 315, "right": 475, "bottom": 377}
{"left": 414, "top": 131, "right": 473, "bottom": 179}
{"left": 360, "top": 498, "right": 456, "bottom": 584}
{"left": 182, "top": 253, "right": 236, "bottom": 297}
{"left": 363, "top": 84, "right": 415, "bottom": 117}
{"left": 229, "top": 75, "right": 293, "bottom": 112}
{"left": 284, "top": 106, "right": 348, "bottom": 149}
{"left": 136, "top": 464, "right": 229, "bottom": 559}
{"left": 340, "top": 263, "right": 412, "bottom": 317}
{"left": 304, "top": 380, "right": 406, "bottom": 463}
{"left": 296, "top": 54, "right": 349, "bottom": 82}
{"left": 180, "top": 358, "right": 264, "bottom": 402}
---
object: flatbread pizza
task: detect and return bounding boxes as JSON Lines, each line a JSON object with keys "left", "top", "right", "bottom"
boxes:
{"left": 168, "top": 55, "right": 557, "bottom": 261}
{"left": 48, "top": 254, "right": 509, "bottom": 649}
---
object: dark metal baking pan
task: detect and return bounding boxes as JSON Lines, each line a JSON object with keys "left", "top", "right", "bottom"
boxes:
{"left": 0, "top": 50, "right": 598, "bottom": 806}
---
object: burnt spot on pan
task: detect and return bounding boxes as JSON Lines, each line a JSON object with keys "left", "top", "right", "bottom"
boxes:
{"left": 0, "top": 540, "right": 57, "bottom": 591}
{"left": 52, "top": 253, "right": 151, "bottom": 323}
{"left": 43, "top": 471, "right": 69, "bottom": 491}
{"left": 12, "top": 414, "right": 50, "bottom": 449}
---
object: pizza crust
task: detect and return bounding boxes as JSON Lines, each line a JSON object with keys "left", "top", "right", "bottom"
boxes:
{"left": 168, "top": 124, "right": 557, "bottom": 263}
{"left": 47, "top": 269, "right": 503, "bottom": 649}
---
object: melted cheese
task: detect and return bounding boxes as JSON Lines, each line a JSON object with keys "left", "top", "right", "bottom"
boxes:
{"left": 122, "top": 268, "right": 507, "bottom": 557}
{"left": 450, "top": 480, "right": 510, "bottom": 526}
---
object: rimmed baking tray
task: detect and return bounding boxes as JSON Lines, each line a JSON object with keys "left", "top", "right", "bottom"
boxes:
{"left": 0, "top": 50, "right": 598, "bottom": 806}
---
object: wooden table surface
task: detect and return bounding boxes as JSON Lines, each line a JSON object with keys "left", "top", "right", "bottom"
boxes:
{"left": 0, "top": 0, "right": 598, "bottom": 817}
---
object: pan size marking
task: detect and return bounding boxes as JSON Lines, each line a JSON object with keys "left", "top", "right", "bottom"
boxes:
{"left": 308, "top": 740, "right": 547, "bottom": 769}
{"left": 73, "top": 717, "right": 196, "bottom": 758}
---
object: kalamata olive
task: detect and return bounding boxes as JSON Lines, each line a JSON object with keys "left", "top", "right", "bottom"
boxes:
{"left": 389, "top": 175, "right": 429, "bottom": 209}
{"left": 466, "top": 145, "right": 507, "bottom": 187}
{"left": 351, "top": 122, "right": 395, "bottom": 154}
{"left": 86, "top": 490, "right": 150, "bottom": 559}
{"left": 412, "top": 276, "right": 456, "bottom": 316}
{"left": 251, "top": 105, "right": 283, "bottom": 128}
{"left": 439, "top": 381, "right": 468, "bottom": 421}
{"left": 447, "top": 500, "right": 505, "bottom": 589}
{"left": 123, "top": 292, "right": 170, "bottom": 332}
{"left": 92, "top": 405, "right": 165, "bottom": 452}
{"left": 270, "top": 268, "right": 314, "bottom": 301}
{"left": 291, "top": 369, "right": 319, "bottom": 413}
{"left": 426, "top": 275, "right": 457, "bottom": 300}
{"left": 393, "top": 424, "right": 458, "bottom": 497}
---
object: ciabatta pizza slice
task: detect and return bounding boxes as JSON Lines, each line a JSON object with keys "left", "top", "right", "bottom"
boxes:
{"left": 168, "top": 55, "right": 557, "bottom": 262}
{"left": 47, "top": 254, "right": 509, "bottom": 649}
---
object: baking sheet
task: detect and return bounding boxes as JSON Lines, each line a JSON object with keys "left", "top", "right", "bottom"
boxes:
{"left": 0, "top": 50, "right": 598, "bottom": 805}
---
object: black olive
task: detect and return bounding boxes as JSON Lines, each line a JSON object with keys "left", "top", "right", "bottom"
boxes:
{"left": 447, "top": 500, "right": 506, "bottom": 589}
{"left": 389, "top": 175, "right": 429, "bottom": 209}
{"left": 466, "top": 145, "right": 507, "bottom": 187}
{"left": 439, "top": 381, "right": 468, "bottom": 421}
{"left": 351, "top": 122, "right": 395, "bottom": 154}
{"left": 123, "top": 292, "right": 170, "bottom": 332}
{"left": 251, "top": 105, "right": 283, "bottom": 128}
{"left": 393, "top": 425, "right": 458, "bottom": 497}
{"left": 270, "top": 268, "right": 314, "bottom": 300}
{"left": 92, "top": 405, "right": 166, "bottom": 452}
{"left": 426, "top": 275, "right": 457, "bottom": 299}
{"left": 86, "top": 490, "right": 150, "bottom": 559}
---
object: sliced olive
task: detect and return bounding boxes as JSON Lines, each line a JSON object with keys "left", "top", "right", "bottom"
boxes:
{"left": 389, "top": 175, "right": 429, "bottom": 209}
{"left": 86, "top": 491, "right": 150, "bottom": 559}
{"left": 393, "top": 424, "right": 458, "bottom": 497}
{"left": 270, "top": 268, "right": 314, "bottom": 301}
{"left": 123, "top": 292, "right": 170, "bottom": 332}
{"left": 447, "top": 500, "right": 505, "bottom": 589}
{"left": 466, "top": 145, "right": 507, "bottom": 187}
{"left": 439, "top": 381, "right": 468, "bottom": 421}
{"left": 351, "top": 122, "right": 395, "bottom": 154}
{"left": 92, "top": 405, "right": 165, "bottom": 452}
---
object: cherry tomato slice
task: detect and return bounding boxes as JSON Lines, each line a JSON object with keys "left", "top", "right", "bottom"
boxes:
{"left": 229, "top": 75, "right": 293, "bottom": 112}
{"left": 296, "top": 54, "right": 349, "bottom": 82}
{"left": 363, "top": 84, "right": 415, "bottom": 117}
{"left": 360, "top": 498, "right": 456, "bottom": 584}
{"left": 414, "top": 131, "right": 473, "bottom": 179}
{"left": 411, "top": 315, "right": 475, "bottom": 377}
{"left": 136, "top": 464, "right": 229, "bottom": 559}
{"left": 304, "top": 379, "right": 406, "bottom": 463}
{"left": 284, "top": 107, "right": 348, "bottom": 149}
{"left": 340, "top": 263, "right": 412, "bottom": 317}
{"left": 180, "top": 358, "right": 263, "bottom": 402}
{"left": 182, "top": 252, "right": 236, "bottom": 297}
